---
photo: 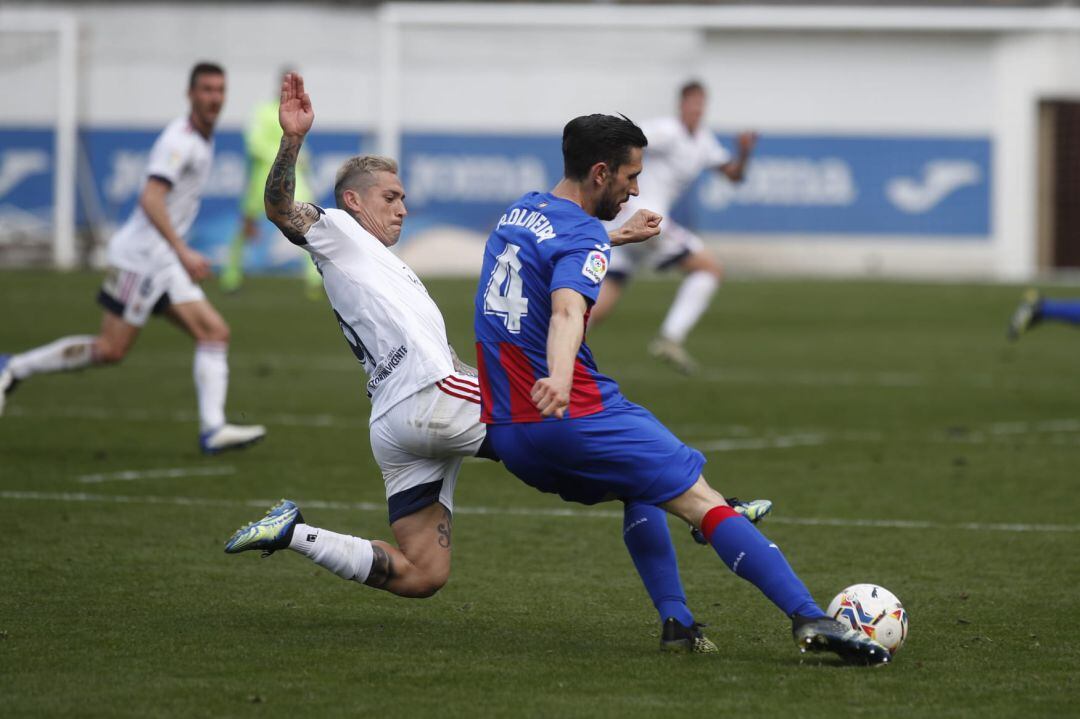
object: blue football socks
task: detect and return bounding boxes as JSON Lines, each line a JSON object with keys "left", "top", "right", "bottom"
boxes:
{"left": 702, "top": 505, "right": 825, "bottom": 619}
{"left": 1040, "top": 299, "right": 1080, "bottom": 325}
{"left": 623, "top": 501, "right": 695, "bottom": 627}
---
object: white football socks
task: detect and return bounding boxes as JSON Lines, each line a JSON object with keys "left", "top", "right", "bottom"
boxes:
{"left": 194, "top": 341, "right": 228, "bottom": 432}
{"left": 659, "top": 271, "right": 719, "bottom": 345}
{"left": 9, "top": 335, "right": 98, "bottom": 380}
{"left": 289, "top": 524, "right": 375, "bottom": 584}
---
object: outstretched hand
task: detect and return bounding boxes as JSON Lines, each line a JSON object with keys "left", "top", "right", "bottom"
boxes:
{"left": 279, "top": 72, "right": 314, "bottom": 138}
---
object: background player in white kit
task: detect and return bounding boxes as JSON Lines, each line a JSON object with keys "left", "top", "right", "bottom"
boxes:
{"left": 0, "top": 63, "right": 265, "bottom": 454}
{"left": 221, "top": 74, "right": 769, "bottom": 599}
{"left": 591, "top": 81, "right": 757, "bottom": 374}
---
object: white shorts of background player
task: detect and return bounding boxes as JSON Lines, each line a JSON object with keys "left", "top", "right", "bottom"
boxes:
{"left": 98, "top": 260, "right": 206, "bottom": 327}
{"left": 607, "top": 219, "right": 706, "bottom": 279}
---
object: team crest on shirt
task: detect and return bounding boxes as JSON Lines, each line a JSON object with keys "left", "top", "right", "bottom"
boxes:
{"left": 582, "top": 250, "right": 608, "bottom": 283}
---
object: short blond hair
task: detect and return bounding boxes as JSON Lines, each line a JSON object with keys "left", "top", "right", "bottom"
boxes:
{"left": 334, "top": 155, "right": 398, "bottom": 208}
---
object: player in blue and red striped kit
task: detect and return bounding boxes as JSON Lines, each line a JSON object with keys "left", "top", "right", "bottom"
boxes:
{"left": 474, "top": 113, "right": 889, "bottom": 664}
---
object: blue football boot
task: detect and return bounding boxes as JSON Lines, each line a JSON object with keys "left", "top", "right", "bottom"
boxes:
{"left": 0, "top": 354, "right": 19, "bottom": 417}
{"left": 225, "top": 499, "right": 303, "bottom": 556}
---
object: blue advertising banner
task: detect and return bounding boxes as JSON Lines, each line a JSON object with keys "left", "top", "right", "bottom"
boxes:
{"left": 77, "top": 127, "right": 365, "bottom": 272}
{"left": 400, "top": 132, "right": 992, "bottom": 239}
{"left": 0, "top": 128, "right": 54, "bottom": 238}
{"left": 674, "top": 135, "right": 991, "bottom": 237}
{"left": 398, "top": 133, "right": 561, "bottom": 238}
{"left": 0, "top": 126, "right": 992, "bottom": 271}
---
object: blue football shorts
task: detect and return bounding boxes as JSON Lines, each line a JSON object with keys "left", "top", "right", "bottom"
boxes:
{"left": 486, "top": 397, "right": 705, "bottom": 506}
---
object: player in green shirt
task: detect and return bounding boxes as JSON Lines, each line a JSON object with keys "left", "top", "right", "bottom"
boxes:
{"left": 221, "top": 80, "right": 321, "bottom": 296}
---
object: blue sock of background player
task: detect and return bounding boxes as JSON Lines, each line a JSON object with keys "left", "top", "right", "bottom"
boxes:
{"left": 1040, "top": 298, "right": 1080, "bottom": 324}
{"left": 623, "top": 502, "right": 696, "bottom": 627}
{"left": 702, "top": 505, "right": 825, "bottom": 619}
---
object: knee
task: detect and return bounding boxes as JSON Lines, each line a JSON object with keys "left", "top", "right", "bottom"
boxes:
{"left": 201, "top": 320, "right": 230, "bottom": 345}
{"left": 685, "top": 252, "right": 723, "bottom": 281}
{"left": 406, "top": 569, "right": 450, "bottom": 599}
{"left": 695, "top": 258, "right": 723, "bottom": 281}
{"left": 94, "top": 337, "right": 128, "bottom": 364}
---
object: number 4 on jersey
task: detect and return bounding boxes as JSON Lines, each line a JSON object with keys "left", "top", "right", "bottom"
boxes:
{"left": 484, "top": 244, "right": 528, "bottom": 333}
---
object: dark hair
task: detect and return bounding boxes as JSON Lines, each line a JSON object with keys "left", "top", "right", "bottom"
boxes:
{"left": 680, "top": 80, "right": 706, "bottom": 100}
{"left": 189, "top": 62, "right": 225, "bottom": 90}
{"left": 561, "top": 114, "right": 647, "bottom": 181}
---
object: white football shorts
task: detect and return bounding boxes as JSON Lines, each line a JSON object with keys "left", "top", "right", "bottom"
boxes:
{"left": 608, "top": 219, "right": 706, "bottom": 280}
{"left": 97, "top": 261, "right": 205, "bottom": 327}
{"left": 369, "top": 371, "right": 486, "bottom": 524}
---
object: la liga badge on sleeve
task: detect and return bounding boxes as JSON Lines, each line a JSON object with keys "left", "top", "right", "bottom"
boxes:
{"left": 582, "top": 250, "right": 608, "bottom": 283}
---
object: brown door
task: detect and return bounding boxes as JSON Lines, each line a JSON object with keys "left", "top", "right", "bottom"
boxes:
{"left": 1039, "top": 100, "right": 1080, "bottom": 268}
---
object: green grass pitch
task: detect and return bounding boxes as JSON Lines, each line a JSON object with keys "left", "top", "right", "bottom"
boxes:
{"left": 1, "top": 270, "right": 1078, "bottom": 717}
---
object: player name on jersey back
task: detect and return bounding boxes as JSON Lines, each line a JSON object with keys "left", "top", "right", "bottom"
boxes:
{"left": 474, "top": 192, "right": 624, "bottom": 424}
{"left": 495, "top": 207, "right": 557, "bottom": 243}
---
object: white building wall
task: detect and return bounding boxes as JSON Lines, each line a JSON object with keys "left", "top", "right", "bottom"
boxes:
{"left": 4, "top": 3, "right": 1080, "bottom": 279}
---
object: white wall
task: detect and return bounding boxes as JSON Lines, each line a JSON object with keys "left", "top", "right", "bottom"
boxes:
{"left": 0, "top": 7, "right": 1003, "bottom": 133}
{"left": 5, "top": 3, "right": 1080, "bottom": 279}
{"left": 2, "top": 4, "right": 378, "bottom": 130}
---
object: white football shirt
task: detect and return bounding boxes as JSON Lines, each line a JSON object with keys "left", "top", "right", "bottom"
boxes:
{"left": 300, "top": 208, "right": 455, "bottom": 422}
{"left": 107, "top": 116, "right": 214, "bottom": 273}
{"left": 615, "top": 116, "right": 732, "bottom": 222}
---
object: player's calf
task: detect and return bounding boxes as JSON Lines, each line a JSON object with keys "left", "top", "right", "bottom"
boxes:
{"left": 226, "top": 500, "right": 452, "bottom": 600}
{"left": 367, "top": 539, "right": 449, "bottom": 598}
{"left": 0, "top": 335, "right": 110, "bottom": 417}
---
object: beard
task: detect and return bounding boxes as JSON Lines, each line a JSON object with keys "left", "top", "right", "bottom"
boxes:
{"left": 595, "top": 189, "right": 625, "bottom": 222}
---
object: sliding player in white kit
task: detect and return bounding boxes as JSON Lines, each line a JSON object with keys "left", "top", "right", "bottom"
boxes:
{"left": 222, "top": 74, "right": 771, "bottom": 598}
{"left": 591, "top": 81, "right": 757, "bottom": 374}
{"left": 0, "top": 63, "right": 265, "bottom": 454}
{"left": 221, "top": 73, "right": 488, "bottom": 596}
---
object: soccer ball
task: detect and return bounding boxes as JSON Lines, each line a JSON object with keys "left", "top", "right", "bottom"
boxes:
{"left": 827, "top": 584, "right": 909, "bottom": 655}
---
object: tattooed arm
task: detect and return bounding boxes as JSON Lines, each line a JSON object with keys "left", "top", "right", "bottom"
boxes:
{"left": 264, "top": 72, "right": 321, "bottom": 243}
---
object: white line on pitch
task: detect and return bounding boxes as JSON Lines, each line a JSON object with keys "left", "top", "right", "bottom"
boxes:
{"left": 6, "top": 406, "right": 368, "bottom": 430}
{"left": 8, "top": 405, "right": 1080, "bottom": 447}
{"left": 1, "top": 490, "right": 1078, "bottom": 534}
{"left": 76, "top": 466, "right": 237, "bottom": 484}
{"left": 695, "top": 434, "right": 829, "bottom": 452}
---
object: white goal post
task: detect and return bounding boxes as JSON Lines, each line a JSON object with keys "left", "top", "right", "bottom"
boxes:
{"left": 0, "top": 9, "right": 78, "bottom": 270}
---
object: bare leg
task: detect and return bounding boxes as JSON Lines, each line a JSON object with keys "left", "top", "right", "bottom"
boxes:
{"left": 93, "top": 313, "right": 141, "bottom": 362}
{"left": 661, "top": 475, "right": 728, "bottom": 529}
{"left": 678, "top": 248, "right": 724, "bottom": 279}
{"left": 164, "top": 299, "right": 230, "bottom": 344}
{"left": 8, "top": 311, "right": 138, "bottom": 379}
{"left": 366, "top": 502, "right": 452, "bottom": 598}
